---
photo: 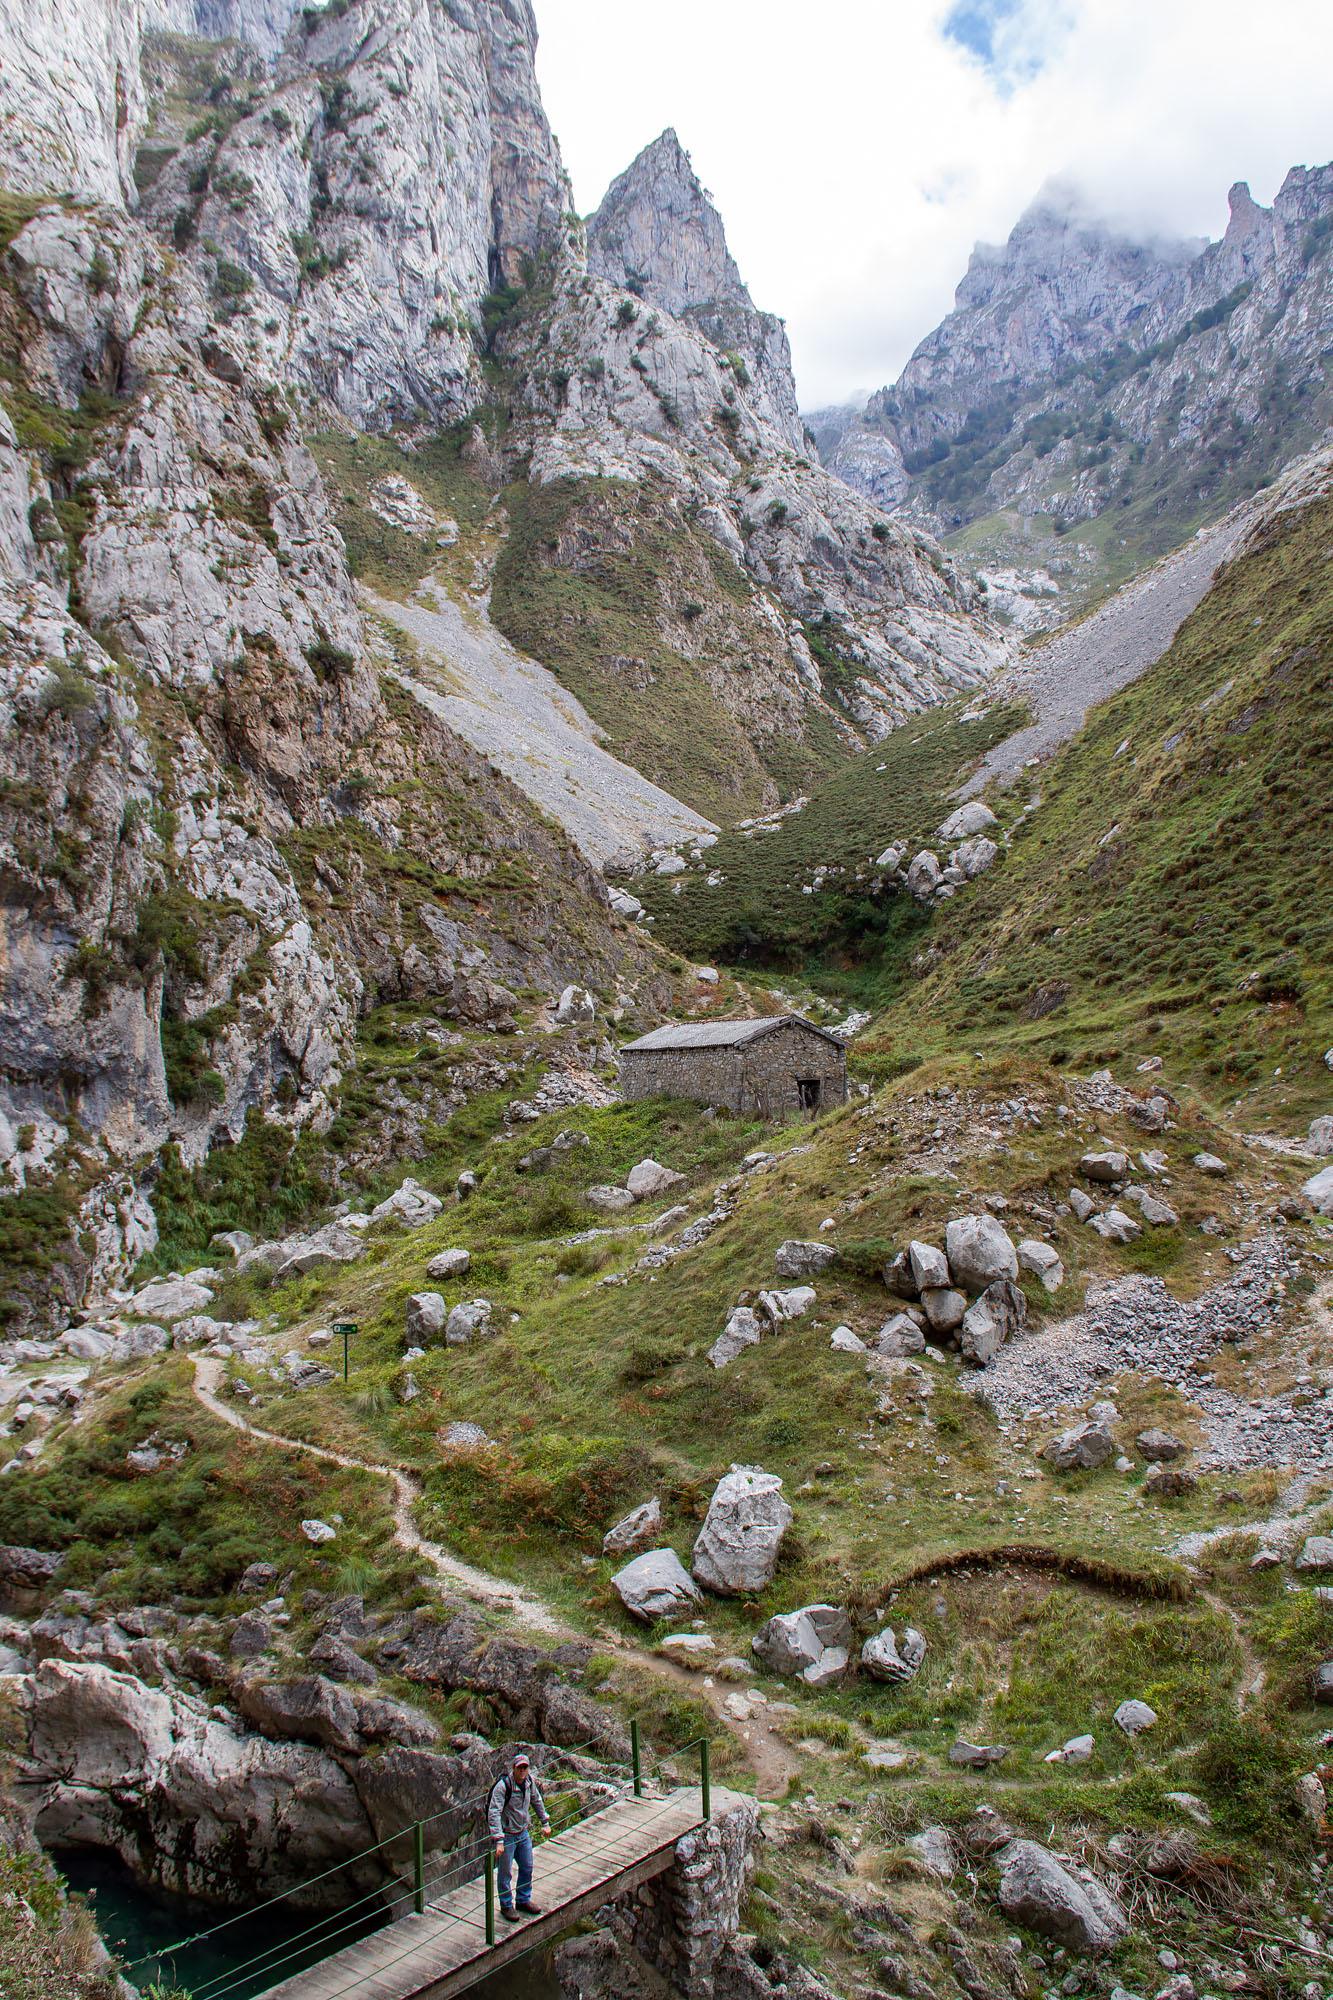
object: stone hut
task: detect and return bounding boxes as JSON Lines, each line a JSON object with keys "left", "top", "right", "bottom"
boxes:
{"left": 618, "top": 1016, "right": 848, "bottom": 1119}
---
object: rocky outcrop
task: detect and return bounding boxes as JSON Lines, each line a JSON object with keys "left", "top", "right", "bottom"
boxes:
{"left": 820, "top": 165, "right": 1333, "bottom": 565}
{"left": 588, "top": 129, "right": 802, "bottom": 450}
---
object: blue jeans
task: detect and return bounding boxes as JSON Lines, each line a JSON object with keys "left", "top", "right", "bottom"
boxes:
{"left": 498, "top": 1830, "right": 533, "bottom": 1909}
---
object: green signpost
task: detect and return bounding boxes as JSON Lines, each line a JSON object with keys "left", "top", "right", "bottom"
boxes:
{"left": 332, "top": 1321, "right": 357, "bottom": 1382}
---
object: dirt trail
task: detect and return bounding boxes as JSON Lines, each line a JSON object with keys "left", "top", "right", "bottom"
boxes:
{"left": 192, "top": 1358, "right": 801, "bottom": 1798}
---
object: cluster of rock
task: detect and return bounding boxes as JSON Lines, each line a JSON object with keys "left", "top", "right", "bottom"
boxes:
{"left": 609, "top": 1467, "right": 792, "bottom": 1621}
{"left": 882, "top": 1215, "right": 1033, "bottom": 1366}
{"left": 1042, "top": 1413, "right": 1196, "bottom": 1493}
{"left": 897, "top": 801, "right": 1003, "bottom": 908}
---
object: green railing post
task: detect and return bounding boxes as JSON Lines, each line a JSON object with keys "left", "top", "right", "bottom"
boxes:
{"left": 631, "top": 1718, "right": 642, "bottom": 1798}
{"left": 485, "top": 1850, "right": 495, "bottom": 1946}
{"left": 412, "top": 1820, "right": 425, "bottom": 1915}
{"left": 700, "top": 1737, "right": 710, "bottom": 1822}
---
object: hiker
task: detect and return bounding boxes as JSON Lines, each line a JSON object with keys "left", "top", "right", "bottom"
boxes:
{"left": 487, "top": 1750, "right": 552, "bottom": 1920}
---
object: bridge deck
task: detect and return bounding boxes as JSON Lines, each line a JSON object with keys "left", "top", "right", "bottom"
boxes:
{"left": 256, "top": 1785, "right": 727, "bottom": 2000}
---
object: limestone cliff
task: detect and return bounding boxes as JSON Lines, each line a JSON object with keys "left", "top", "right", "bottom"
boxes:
{"left": 819, "top": 167, "right": 1333, "bottom": 576}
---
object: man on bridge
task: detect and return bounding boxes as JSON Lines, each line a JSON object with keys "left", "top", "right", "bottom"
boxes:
{"left": 488, "top": 1751, "right": 552, "bottom": 1921}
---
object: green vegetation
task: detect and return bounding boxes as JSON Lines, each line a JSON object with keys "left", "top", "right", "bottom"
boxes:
{"left": 489, "top": 475, "right": 850, "bottom": 821}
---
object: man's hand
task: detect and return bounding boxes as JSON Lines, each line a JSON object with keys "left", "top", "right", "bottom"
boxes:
{"left": 493, "top": 1840, "right": 503, "bottom": 1861}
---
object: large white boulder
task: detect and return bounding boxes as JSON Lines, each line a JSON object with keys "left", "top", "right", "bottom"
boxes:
{"left": 759, "top": 1286, "right": 816, "bottom": 1324}
{"left": 1305, "top": 1163, "right": 1333, "bottom": 1216}
{"left": 1044, "top": 1422, "right": 1115, "bottom": 1471}
{"left": 751, "top": 1604, "right": 852, "bottom": 1681}
{"left": 906, "top": 850, "right": 941, "bottom": 900}
{"left": 774, "top": 1240, "right": 839, "bottom": 1279}
{"left": 370, "top": 1179, "right": 444, "bottom": 1229}
{"left": 586, "top": 1185, "right": 636, "bottom": 1213}
{"left": 945, "top": 1215, "right": 1018, "bottom": 1292}
{"left": 691, "top": 1467, "right": 792, "bottom": 1596}
{"left": 937, "top": 801, "right": 998, "bottom": 842}
{"left": 960, "top": 1279, "right": 1026, "bottom": 1365}
{"left": 445, "top": 1300, "right": 492, "bottom": 1344}
{"left": 130, "top": 1278, "right": 213, "bottom": 1323}
{"left": 908, "top": 1240, "right": 950, "bottom": 1291}
{"left": 612, "top": 1549, "right": 702, "bottom": 1623}
{"left": 626, "top": 1159, "right": 687, "bottom": 1200}
{"left": 955, "top": 835, "right": 998, "bottom": 879}
{"left": 1309, "top": 1116, "right": 1333, "bottom": 1157}
{"left": 405, "top": 1293, "right": 447, "bottom": 1344}
{"left": 555, "top": 985, "right": 596, "bottom": 1024}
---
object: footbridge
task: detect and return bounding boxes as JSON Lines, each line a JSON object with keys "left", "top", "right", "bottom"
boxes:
{"left": 258, "top": 1784, "right": 723, "bottom": 2000}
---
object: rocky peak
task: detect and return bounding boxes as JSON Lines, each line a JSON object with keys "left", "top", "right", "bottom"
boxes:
{"left": 587, "top": 128, "right": 748, "bottom": 320}
{"left": 587, "top": 128, "right": 802, "bottom": 449}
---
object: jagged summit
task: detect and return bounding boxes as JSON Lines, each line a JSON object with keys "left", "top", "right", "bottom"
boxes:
{"left": 587, "top": 127, "right": 804, "bottom": 448}
{"left": 587, "top": 127, "right": 750, "bottom": 321}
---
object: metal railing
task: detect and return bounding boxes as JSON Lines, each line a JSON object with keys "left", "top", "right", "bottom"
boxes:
{"left": 117, "top": 1720, "right": 719, "bottom": 1999}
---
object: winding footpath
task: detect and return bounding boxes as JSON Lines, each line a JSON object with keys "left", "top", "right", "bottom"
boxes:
{"left": 192, "top": 1357, "right": 801, "bottom": 1797}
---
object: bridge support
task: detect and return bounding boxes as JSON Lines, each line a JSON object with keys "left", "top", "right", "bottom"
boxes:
{"left": 556, "top": 1791, "right": 760, "bottom": 1999}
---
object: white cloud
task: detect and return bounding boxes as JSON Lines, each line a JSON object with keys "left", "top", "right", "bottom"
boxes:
{"left": 533, "top": 0, "right": 1333, "bottom": 409}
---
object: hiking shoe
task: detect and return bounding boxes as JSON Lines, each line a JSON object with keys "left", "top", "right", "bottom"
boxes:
{"left": 500, "top": 1906, "right": 520, "bottom": 1922}
{"left": 516, "top": 1901, "right": 543, "bottom": 1915}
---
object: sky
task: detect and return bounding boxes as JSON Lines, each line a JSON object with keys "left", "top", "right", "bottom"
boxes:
{"left": 533, "top": 0, "right": 1333, "bottom": 412}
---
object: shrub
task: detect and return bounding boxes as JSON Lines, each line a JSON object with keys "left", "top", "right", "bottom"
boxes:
{"left": 213, "top": 259, "right": 253, "bottom": 300}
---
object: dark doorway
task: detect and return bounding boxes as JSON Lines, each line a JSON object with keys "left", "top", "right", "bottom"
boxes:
{"left": 797, "top": 1078, "right": 821, "bottom": 1113}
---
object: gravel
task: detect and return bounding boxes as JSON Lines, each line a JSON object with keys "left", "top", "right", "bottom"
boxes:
{"left": 977, "top": 1233, "right": 1326, "bottom": 1477}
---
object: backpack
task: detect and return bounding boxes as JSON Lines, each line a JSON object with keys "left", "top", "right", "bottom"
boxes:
{"left": 490, "top": 1774, "right": 523, "bottom": 1817}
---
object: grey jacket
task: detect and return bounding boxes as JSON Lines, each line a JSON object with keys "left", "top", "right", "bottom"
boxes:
{"left": 487, "top": 1771, "right": 549, "bottom": 1841}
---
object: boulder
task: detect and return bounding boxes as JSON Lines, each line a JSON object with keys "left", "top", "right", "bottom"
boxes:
{"left": 907, "top": 1826, "right": 957, "bottom": 1877}
{"left": 0, "top": 1546, "right": 64, "bottom": 1601}
{"left": 751, "top": 1604, "right": 852, "bottom": 1681}
{"left": 602, "top": 1499, "right": 662, "bottom": 1557}
{"left": 1305, "top": 1163, "right": 1333, "bottom": 1216}
{"left": 626, "top": 1158, "right": 687, "bottom": 1200}
{"left": 555, "top": 985, "right": 596, "bottom": 1025}
{"left": 1310, "top": 1116, "right": 1333, "bottom": 1158}
{"left": 608, "top": 888, "right": 643, "bottom": 920}
{"left": 1090, "top": 1208, "right": 1142, "bottom": 1244}
{"left": 860, "top": 1625, "right": 926, "bottom": 1684}
{"left": 1114, "top": 1699, "right": 1157, "bottom": 1736}
{"left": 921, "top": 1287, "right": 967, "bottom": 1334}
{"left": 456, "top": 1170, "right": 478, "bottom": 1200}
{"left": 829, "top": 1325, "right": 867, "bottom": 1353}
{"left": 130, "top": 1277, "right": 213, "bottom": 1322}
{"left": 115, "top": 1324, "right": 170, "bottom": 1360}
{"left": 949, "top": 1741, "right": 1008, "bottom": 1768}
{"left": 1295, "top": 1536, "right": 1333, "bottom": 1572}
{"left": 1313, "top": 1662, "right": 1333, "bottom": 1704}
{"left": 1045, "top": 1733, "right": 1094, "bottom": 1764}
{"left": 370, "top": 1179, "right": 444, "bottom": 1229}
{"left": 309, "top": 1634, "right": 378, "bottom": 1686}
{"left": 874, "top": 1314, "right": 924, "bottom": 1357}
{"left": 426, "top": 1248, "right": 471, "bottom": 1280}
{"left": 234, "top": 1675, "right": 362, "bottom": 1756}
{"left": 955, "top": 835, "right": 999, "bottom": 879}
{"left": 1137, "top": 1429, "right": 1184, "bottom": 1462}
{"left": 885, "top": 1248, "right": 919, "bottom": 1299}
{"left": 404, "top": 1293, "right": 447, "bottom": 1344}
{"left": 908, "top": 1240, "right": 950, "bottom": 1291}
{"left": 1069, "top": 1187, "right": 1097, "bottom": 1223}
{"left": 1043, "top": 1422, "right": 1114, "bottom": 1471}
{"left": 906, "top": 850, "right": 941, "bottom": 899}
{"left": 960, "top": 1278, "right": 1026, "bottom": 1365}
{"left": 265, "top": 1224, "right": 366, "bottom": 1279}
{"left": 445, "top": 1300, "right": 492, "bottom": 1345}
{"left": 1081, "top": 1152, "right": 1128, "bottom": 1183}
{"left": 1144, "top": 1466, "right": 1197, "bottom": 1497}
{"left": 211, "top": 1230, "right": 254, "bottom": 1261}
{"left": 1194, "top": 1153, "right": 1228, "bottom": 1176}
{"left": 301, "top": 1520, "right": 337, "bottom": 1544}
{"left": 691, "top": 1466, "right": 792, "bottom": 1596}
{"left": 937, "top": 801, "right": 998, "bottom": 842}
{"left": 996, "top": 1839, "right": 1127, "bottom": 1949}
{"left": 612, "top": 1549, "right": 703, "bottom": 1623}
{"left": 1125, "top": 1187, "right": 1179, "bottom": 1226}
{"left": 775, "top": 1240, "right": 839, "bottom": 1279}
{"left": 587, "top": 1185, "right": 636, "bottom": 1213}
{"left": 759, "top": 1286, "right": 816, "bottom": 1324}
{"left": 1018, "top": 1240, "right": 1064, "bottom": 1292}
{"left": 946, "top": 1215, "right": 1019, "bottom": 1291}
{"left": 708, "top": 1307, "right": 763, "bottom": 1370}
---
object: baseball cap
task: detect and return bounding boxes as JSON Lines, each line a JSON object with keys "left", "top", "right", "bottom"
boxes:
{"left": 513, "top": 1752, "right": 530, "bottom": 1769}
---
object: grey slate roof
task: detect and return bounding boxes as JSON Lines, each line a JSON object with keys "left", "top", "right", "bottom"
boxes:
{"left": 621, "top": 1014, "right": 847, "bottom": 1052}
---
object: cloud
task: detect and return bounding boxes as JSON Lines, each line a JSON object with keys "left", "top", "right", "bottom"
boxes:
{"left": 533, "top": 0, "right": 1333, "bottom": 409}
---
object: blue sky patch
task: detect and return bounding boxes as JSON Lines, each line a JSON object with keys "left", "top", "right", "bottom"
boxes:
{"left": 941, "top": 0, "right": 1057, "bottom": 85}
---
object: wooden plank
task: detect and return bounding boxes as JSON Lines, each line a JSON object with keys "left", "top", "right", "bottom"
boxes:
{"left": 255, "top": 1787, "right": 726, "bottom": 2000}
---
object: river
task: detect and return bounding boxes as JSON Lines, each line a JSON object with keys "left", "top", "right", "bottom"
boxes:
{"left": 56, "top": 1846, "right": 563, "bottom": 1999}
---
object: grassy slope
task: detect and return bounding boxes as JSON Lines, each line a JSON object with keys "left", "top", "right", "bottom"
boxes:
{"left": 489, "top": 475, "right": 850, "bottom": 823}
{"left": 650, "top": 476, "right": 1333, "bottom": 1131}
